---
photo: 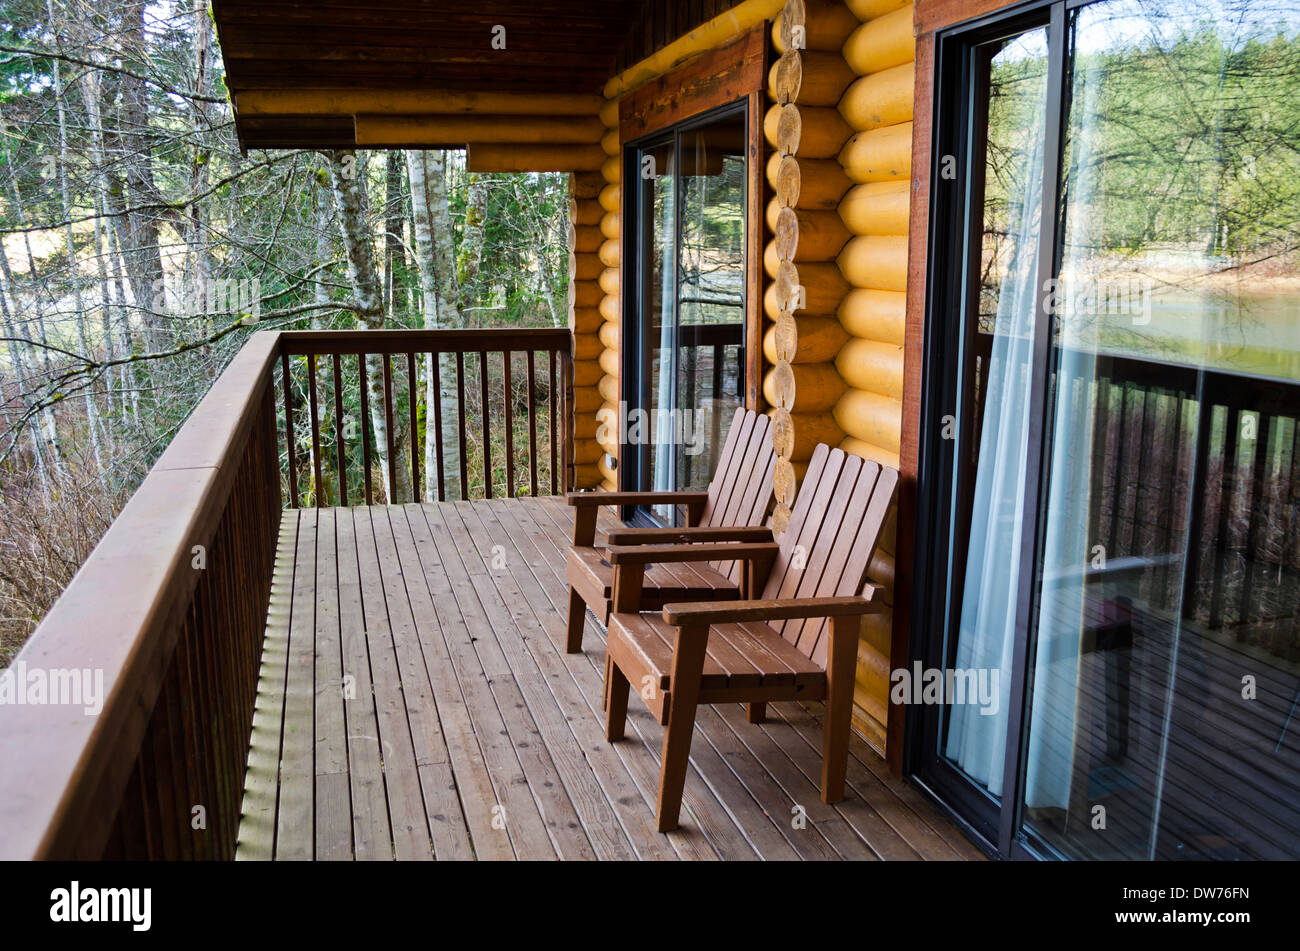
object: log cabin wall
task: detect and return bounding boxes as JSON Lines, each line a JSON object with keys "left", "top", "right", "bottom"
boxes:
{"left": 570, "top": 171, "right": 608, "bottom": 489}
{"left": 830, "top": 0, "right": 917, "bottom": 758}
{"left": 589, "top": 0, "right": 786, "bottom": 492}
{"left": 591, "top": 0, "right": 920, "bottom": 759}
{"left": 763, "top": 0, "right": 913, "bottom": 755}
{"left": 595, "top": 100, "right": 622, "bottom": 490}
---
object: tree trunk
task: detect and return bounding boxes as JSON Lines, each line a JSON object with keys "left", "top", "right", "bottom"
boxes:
{"left": 118, "top": 3, "right": 167, "bottom": 350}
{"left": 459, "top": 172, "right": 489, "bottom": 295}
{"left": 46, "top": 0, "right": 108, "bottom": 486}
{"left": 407, "top": 149, "right": 466, "bottom": 500}
{"left": 328, "top": 149, "right": 409, "bottom": 501}
{"left": 384, "top": 150, "right": 405, "bottom": 315}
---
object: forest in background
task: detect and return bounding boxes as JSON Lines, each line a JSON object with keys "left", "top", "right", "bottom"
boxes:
{"left": 0, "top": 0, "right": 570, "bottom": 662}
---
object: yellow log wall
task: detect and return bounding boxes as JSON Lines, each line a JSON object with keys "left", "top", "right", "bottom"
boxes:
{"left": 764, "top": 0, "right": 863, "bottom": 533}
{"left": 595, "top": 100, "right": 621, "bottom": 491}
{"left": 571, "top": 171, "right": 607, "bottom": 489}
{"left": 833, "top": 0, "right": 915, "bottom": 753}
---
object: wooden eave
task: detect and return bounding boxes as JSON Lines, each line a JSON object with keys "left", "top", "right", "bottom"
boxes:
{"left": 211, "top": 0, "right": 641, "bottom": 149}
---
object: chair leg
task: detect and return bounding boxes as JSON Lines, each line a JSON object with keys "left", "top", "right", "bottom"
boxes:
{"left": 821, "top": 615, "right": 858, "bottom": 803}
{"left": 655, "top": 623, "right": 708, "bottom": 833}
{"left": 565, "top": 586, "right": 585, "bottom": 653}
{"left": 606, "top": 659, "right": 630, "bottom": 742}
{"left": 655, "top": 697, "right": 700, "bottom": 832}
{"left": 746, "top": 701, "right": 766, "bottom": 724}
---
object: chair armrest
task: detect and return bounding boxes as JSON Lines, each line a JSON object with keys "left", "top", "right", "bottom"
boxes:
{"left": 662, "top": 586, "right": 885, "bottom": 627}
{"left": 604, "top": 526, "right": 774, "bottom": 546}
{"left": 565, "top": 491, "right": 710, "bottom": 508}
{"left": 606, "top": 541, "right": 779, "bottom": 566}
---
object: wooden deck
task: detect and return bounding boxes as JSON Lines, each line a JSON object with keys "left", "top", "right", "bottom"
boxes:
{"left": 236, "top": 496, "right": 981, "bottom": 860}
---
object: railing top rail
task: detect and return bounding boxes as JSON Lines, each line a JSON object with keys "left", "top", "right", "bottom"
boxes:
{"left": 0, "top": 331, "right": 281, "bottom": 859}
{"left": 278, "top": 327, "right": 574, "bottom": 356}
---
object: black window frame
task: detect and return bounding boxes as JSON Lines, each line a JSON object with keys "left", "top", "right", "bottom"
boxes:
{"left": 620, "top": 98, "right": 750, "bottom": 524}
{"left": 907, "top": 0, "right": 1072, "bottom": 861}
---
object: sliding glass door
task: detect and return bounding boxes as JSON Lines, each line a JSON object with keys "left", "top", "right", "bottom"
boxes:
{"left": 916, "top": 0, "right": 1300, "bottom": 859}
{"left": 623, "top": 103, "right": 748, "bottom": 523}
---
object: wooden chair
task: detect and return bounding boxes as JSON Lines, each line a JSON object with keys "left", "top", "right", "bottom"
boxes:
{"left": 564, "top": 407, "right": 775, "bottom": 653}
{"left": 602, "top": 444, "right": 898, "bottom": 832}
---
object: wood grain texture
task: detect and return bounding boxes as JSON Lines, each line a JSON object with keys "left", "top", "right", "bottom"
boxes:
{"left": 235, "top": 496, "right": 978, "bottom": 861}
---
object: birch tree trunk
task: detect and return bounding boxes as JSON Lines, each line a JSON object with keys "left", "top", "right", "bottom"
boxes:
{"left": 406, "top": 149, "right": 465, "bottom": 500}
{"left": 46, "top": 0, "right": 107, "bottom": 487}
{"left": 459, "top": 172, "right": 489, "bottom": 294}
{"left": 328, "top": 149, "right": 410, "bottom": 501}
{"left": 0, "top": 109, "right": 64, "bottom": 473}
{"left": 118, "top": 3, "right": 166, "bottom": 351}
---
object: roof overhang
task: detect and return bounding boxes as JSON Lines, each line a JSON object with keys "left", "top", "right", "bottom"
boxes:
{"left": 212, "top": 0, "right": 641, "bottom": 151}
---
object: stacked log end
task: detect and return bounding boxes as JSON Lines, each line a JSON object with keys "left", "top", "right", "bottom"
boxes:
{"left": 764, "top": 0, "right": 859, "bottom": 531}
{"left": 835, "top": 0, "right": 915, "bottom": 753}
{"left": 570, "top": 169, "right": 607, "bottom": 489}
{"left": 595, "top": 97, "right": 622, "bottom": 491}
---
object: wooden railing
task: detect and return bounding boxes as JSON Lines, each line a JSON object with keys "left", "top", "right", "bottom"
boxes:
{"left": 1081, "top": 350, "right": 1299, "bottom": 659}
{"left": 0, "top": 332, "right": 281, "bottom": 859}
{"left": 0, "top": 327, "right": 575, "bottom": 859}
{"left": 277, "top": 328, "right": 574, "bottom": 507}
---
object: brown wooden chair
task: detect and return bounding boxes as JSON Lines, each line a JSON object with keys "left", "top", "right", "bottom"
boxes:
{"left": 602, "top": 444, "right": 898, "bottom": 832}
{"left": 564, "top": 407, "right": 775, "bottom": 653}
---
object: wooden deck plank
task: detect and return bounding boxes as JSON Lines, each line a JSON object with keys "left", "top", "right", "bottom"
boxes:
{"left": 495, "top": 499, "right": 732, "bottom": 860}
{"left": 368, "top": 507, "right": 476, "bottom": 860}
{"left": 387, "top": 506, "right": 511, "bottom": 860}
{"left": 396, "top": 503, "right": 573, "bottom": 860}
{"left": 236, "top": 510, "right": 298, "bottom": 860}
{"left": 765, "top": 701, "right": 956, "bottom": 860}
{"left": 518, "top": 497, "right": 768, "bottom": 860}
{"left": 313, "top": 509, "right": 352, "bottom": 860}
{"left": 351, "top": 506, "right": 433, "bottom": 860}
{"left": 408, "top": 505, "right": 560, "bottom": 860}
{"left": 237, "top": 498, "right": 979, "bottom": 862}
{"left": 276, "top": 508, "right": 318, "bottom": 859}
{"left": 448, "top": 501, "right": 648, "bottom": 860}
{"left": 708, "top": 702, "right": 877, "bottom": 861}
{"left": 334, "top": 507, "right": 394, "bottom": 860}
{"left": 470, "top": 501, "right": 685, "bottom": 860}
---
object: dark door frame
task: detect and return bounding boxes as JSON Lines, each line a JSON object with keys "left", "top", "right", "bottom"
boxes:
{"left": 906, "top": 0, "right": 1074, "bottom": 861}
{"left": 620, "top": 98, "right": 752, "bottom": 513}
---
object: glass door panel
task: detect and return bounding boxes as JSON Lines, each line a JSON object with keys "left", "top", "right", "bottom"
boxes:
{"left": 1020, "top": 0, "right": 1300, "bottom": 860}
{"left": 940, "top": 27, "right": 1051, "bottom": 799}
{"left": 628, "top": 105, "right": 748, "bottom": 524}
{"left": 675, "top": 117, "right": 747, "bottom": 493}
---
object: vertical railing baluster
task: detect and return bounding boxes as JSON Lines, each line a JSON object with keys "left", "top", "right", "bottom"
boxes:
{"left": 307, "top": 353, "right": 323, "bottom": 507}
{"left": 281, "top": 352, "right": 299, "bottom": 508}
{"left": 480, "top": 350, "right": 492, "bottom": 499}
{"left": 561, "top": 345, "right": 573, "bottom": 493}
{"left": 432, "top": 350, "right": 446, "bottom": 502}
{"left": 1209, "top": 404, "right": 1240, "bottom": 631}
{"left": 382, "top": 353, "right": 396, "bottom": 504}
{"left": 1180, "top": 385, "right": 1216, "bottom": 622}
{"left": 333, "top": 353, "right": 347, "bottom": 507}
{"left": 549, "top": 349, "right": 558, "bottom": 496}
{"left": 358, "top": 353, "right": 373, "bottom": 506}
{"left": 712, "top": 341, "right": 724, "bottom": 405}
{"left": 527, "top": 350, "right": 538, "bottom": 497}
{"left": 408, "top": 351, "right": 420, "bottom": 503}
{"left": 504, "top": 351, "right": 515, "bottom": 497}
{"left": 456, "top": 350, "right": 468, "bottom": 500}
{"left": 1239, "top": 410, "right": 1271, "bottom": 629}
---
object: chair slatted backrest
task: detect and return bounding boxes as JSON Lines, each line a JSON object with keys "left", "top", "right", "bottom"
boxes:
{"left": 699, "top": 409, "right": 776, "bottom": 582}
{"left": 759, "top": 444, "right": 899, "bottom": 665}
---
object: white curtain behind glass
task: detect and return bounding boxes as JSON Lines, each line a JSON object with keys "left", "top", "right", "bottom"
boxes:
{"left": 1021, "top": 50, "right": 1106, "bottom": 811}
{"left": 652, "top": 148, "right": 677, "bottom": 497}
{"left": 944, "top": 34, "right": 1049, "bottom": 797}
